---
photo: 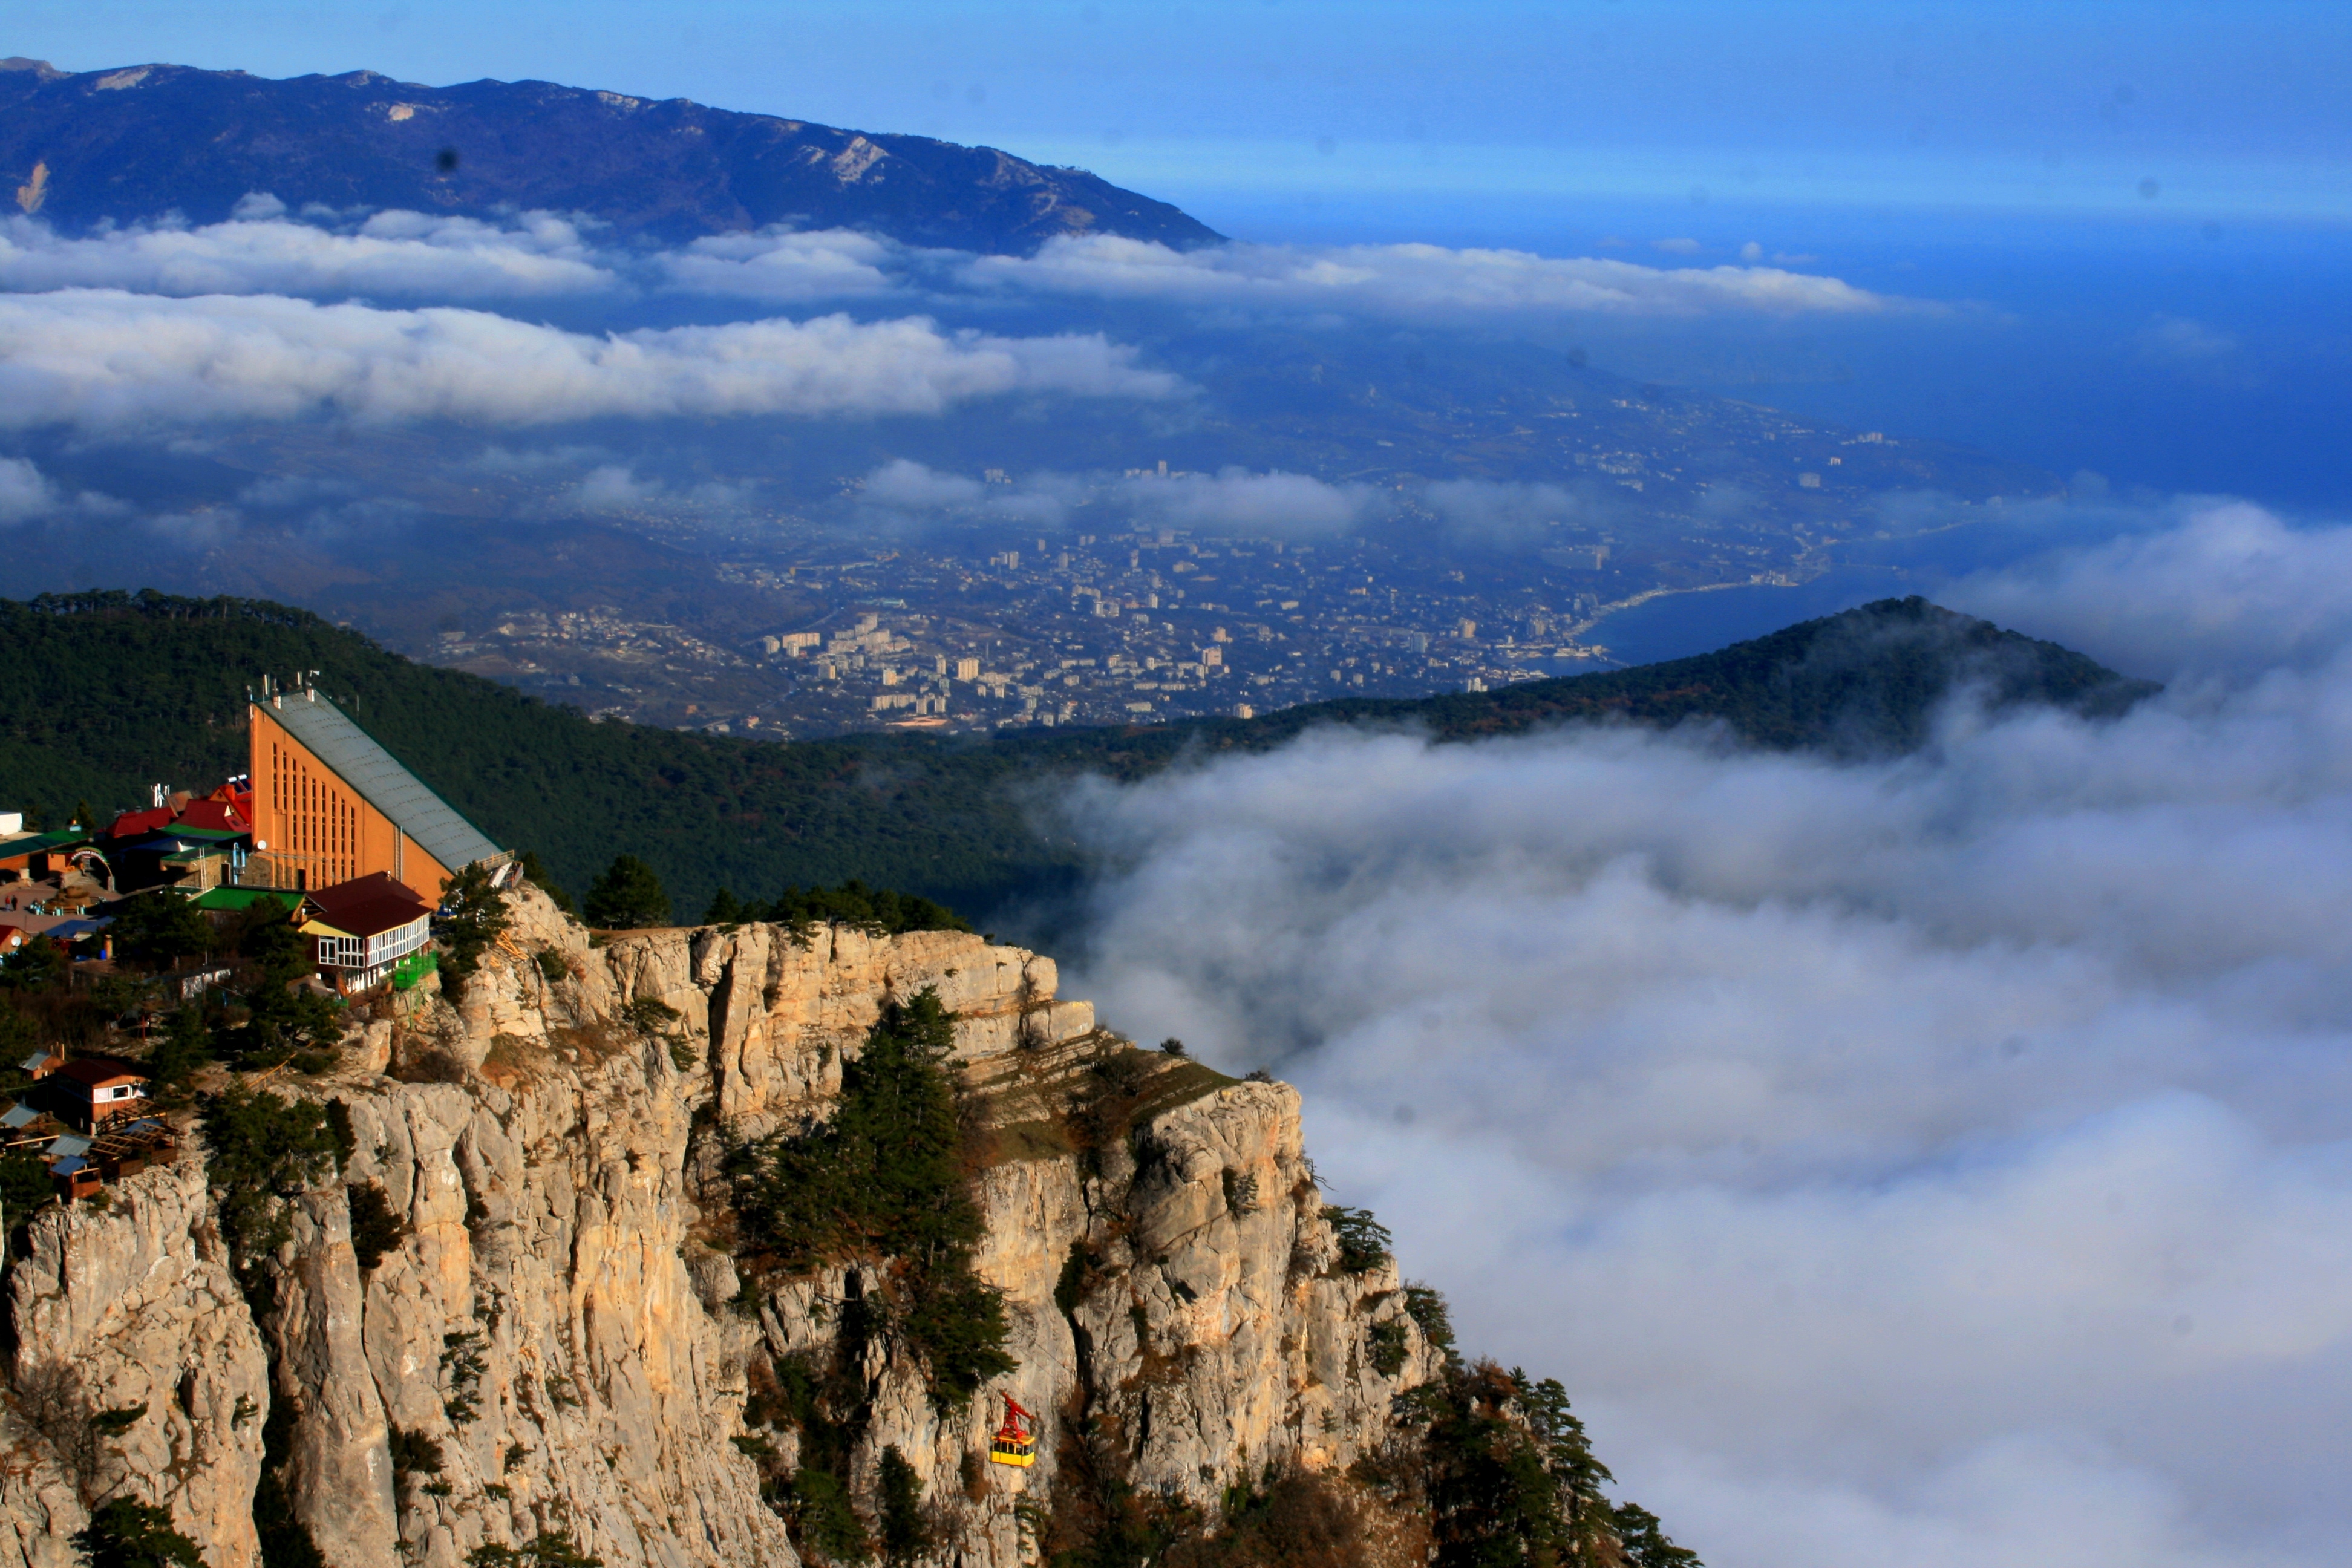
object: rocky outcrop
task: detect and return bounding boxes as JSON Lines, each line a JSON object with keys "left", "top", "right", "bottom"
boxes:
{"left": 4, "top": 1161, "right": 268, "bottom": 1568}
{"left": 2, "top": 886, "right": 1436, "bottom": 1567}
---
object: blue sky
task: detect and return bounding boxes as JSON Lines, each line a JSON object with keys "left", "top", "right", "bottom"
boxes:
{"left": 12, "top": 1, "right": 2352, "bottom": 220}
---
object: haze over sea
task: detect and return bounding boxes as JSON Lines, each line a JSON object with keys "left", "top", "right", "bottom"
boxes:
{"left": 1169, "top": 190, "right": 2352, "bottom": 662}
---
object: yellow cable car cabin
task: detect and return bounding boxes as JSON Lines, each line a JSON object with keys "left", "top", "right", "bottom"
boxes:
{"left": 989, "top": 1394, "right": 1037, "bottom": 1468}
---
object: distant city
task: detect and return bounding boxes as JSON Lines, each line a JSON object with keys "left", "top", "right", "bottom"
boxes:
{"left": 443, "top": 521, "right": 1705, "bottom": 736}
{"left": 431, "top": 426, "right": 1932, "bottom": 739}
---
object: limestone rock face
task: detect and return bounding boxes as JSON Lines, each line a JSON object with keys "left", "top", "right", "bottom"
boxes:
{"left": 1, "top": 885, "right": 1436, "bottom": 1567}
{"left": 4, "top": 1160, "right": 269, "bottom": 1568}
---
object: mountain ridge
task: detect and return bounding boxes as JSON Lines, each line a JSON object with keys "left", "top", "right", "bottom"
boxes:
{"left": 0, "top": 56, "right": 1221, "bottom": 253}
{"left": 0, "top": 590, "right": 2157, "bottom": 922}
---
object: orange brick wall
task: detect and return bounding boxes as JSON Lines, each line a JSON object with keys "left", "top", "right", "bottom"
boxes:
{"left": 247, "top": 703, "right": 456, "bottom": 898}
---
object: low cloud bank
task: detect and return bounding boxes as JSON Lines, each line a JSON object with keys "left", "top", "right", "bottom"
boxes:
{"left": 847, "top": 461, "right": 1618, "bottom": 543}
{"left": 0, "top": 211, "right": 1897, "bottom": 323}
{"left": 1421, "top": 478, "right": 1590, "bottom": 547}
{"left": 850, "top": 460, "right": 1386, "bottom": 540}
{"left": 854, "top": 459, "right": 1083, "bottom": 530}
{"left": 965, "top": 234, "right": 1900, "bottom": 319}
{"left": 1116, "top": 467, "right": 1384, "bottom": 537}
{"left": 658, "top": 228, "right": 912, "bottom": 301}
{"left": 550, "top": 464, "right": 754, "bottom": 518}
{"left": 0, "top": 457, "right": 62, "bottom": 521}
{"left": 0, "top": 210, "right": 616, "bottom": 299}
{"left": 0, "top": 456, "right": 122, "bottom": 522}
{"left": 0, "top": 292, "right": 1179, "bottom": 430}
{"left": 1942, "top": 499, "right": 2352, "bottom": 683}
{"left": 0, "top": 212, "right": 1903, "bottom": 443}
{"left": 1057, "top": 500, "right": 2352, "bottom": 1568}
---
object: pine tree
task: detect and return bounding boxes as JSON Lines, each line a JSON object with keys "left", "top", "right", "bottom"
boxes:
{"left": 144, "top": 1005, "right": 214, "bottom": 1100}
{"left": 71, "top": 1500, "right": 204, "bottom": 1568}
{"left": 878, "top": 1445, "right": 931, "bottom": 1567}
{"left": 583, "top": 855, "right": 671, "bottom": 930}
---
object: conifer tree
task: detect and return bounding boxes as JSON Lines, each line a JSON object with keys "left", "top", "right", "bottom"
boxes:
{"left": 71, "top": 1500, "right": 203, "bottom": 1568}
{"left": 583, "top": 855, "right": 671, "bottom": 929}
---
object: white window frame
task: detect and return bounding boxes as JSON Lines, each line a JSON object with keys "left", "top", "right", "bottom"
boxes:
{"left": 315, "top": 914, "right": 431, "bottom": 973}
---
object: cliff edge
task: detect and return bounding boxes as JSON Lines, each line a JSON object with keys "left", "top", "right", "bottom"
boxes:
{"left": 2, "top": 886, "right": 1444, "bottom": 1568}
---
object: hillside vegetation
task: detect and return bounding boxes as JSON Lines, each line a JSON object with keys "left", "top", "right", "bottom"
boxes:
{"left": 0, "top": 590, "right": 2154, "bottom": 920}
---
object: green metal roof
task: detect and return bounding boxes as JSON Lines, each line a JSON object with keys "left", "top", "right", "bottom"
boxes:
{"left": 0, "top": 828, "right": 92, "bottom": 858}
{"left": 189, "top": 887, "right": 299, "bottom": 914}
{"left": 263, "top": 691, "right": 502, "bottom": 874}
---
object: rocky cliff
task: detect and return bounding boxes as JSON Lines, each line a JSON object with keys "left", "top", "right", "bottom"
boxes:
{"left": 2, "top": 886, "right": 1439, "bottom": 1567}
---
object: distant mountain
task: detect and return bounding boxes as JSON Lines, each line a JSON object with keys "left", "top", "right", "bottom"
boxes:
{"left": 0, "top": 56, "right": 1221, "bottom": 253}
{"left": 0, "top": 592, "right": 2154, "bottom": 922}
{"left": 1189, "top": 594, "right": 2161, "bottom": 758}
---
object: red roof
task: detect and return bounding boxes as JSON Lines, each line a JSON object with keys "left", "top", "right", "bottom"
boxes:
{"left": 56, "top": 1057, "right": 147, "bottom": 1089}
{"left": 175, "top": 799, "right": 250, "bottom": 833}
{"left": 106, "top": 797, "right": 252, "bottom": 840}
{"left": 108, "top": 807, "right": 175, "bottom": 840}
{"left": 306, "top": 873, "right": 434, "bottom": 939}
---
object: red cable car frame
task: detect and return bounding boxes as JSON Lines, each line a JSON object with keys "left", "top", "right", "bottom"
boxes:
{"left": 988, "top": 1393, "right": 1037, "bottom": 1468}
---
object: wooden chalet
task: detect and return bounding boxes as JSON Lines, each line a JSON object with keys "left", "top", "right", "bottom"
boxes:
{"left": 300, "top": 872, "right": 437, "bottom": 995}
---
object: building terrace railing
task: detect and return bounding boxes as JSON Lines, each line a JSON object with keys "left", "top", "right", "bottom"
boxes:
{"left": 315, "top": 915, "right": 431, "bottom": 972}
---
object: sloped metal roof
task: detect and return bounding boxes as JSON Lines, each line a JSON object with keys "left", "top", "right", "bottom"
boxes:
{"left": 264, "top": 692, "right": 502, "bottom": 874}
{"left": 304, "top": 872, "right": 435, "bottom": 938}
{"left": 0, "top": 828, "right": 93, "bottom": 857}
{"left": 188, "top": 887, "right": 299, "bottom": 913}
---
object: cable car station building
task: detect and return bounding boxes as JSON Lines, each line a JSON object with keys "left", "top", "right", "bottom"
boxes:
{"left": 245, "top": 685, "right": 506, "bottom": 901}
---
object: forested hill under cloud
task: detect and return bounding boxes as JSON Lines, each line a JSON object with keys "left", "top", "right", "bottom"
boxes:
{"left": 0, "top": 56, "right": 1220, "bottom": 253}
{"left": 0, "top": 592, "right": 2154, "bottom": 921}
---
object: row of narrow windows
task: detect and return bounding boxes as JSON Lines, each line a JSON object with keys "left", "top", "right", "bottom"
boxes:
{"left": 269, "top": 739, "right": 356, "bottom": 887}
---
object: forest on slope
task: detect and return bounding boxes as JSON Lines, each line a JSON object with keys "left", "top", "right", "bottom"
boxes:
{"left": 0, "top": 590, "right": 2154, "bottom": 921}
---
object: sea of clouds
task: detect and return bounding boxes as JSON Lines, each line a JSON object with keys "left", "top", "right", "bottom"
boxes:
{"left": 1057, "top": 500, "right": 2352, "bottom": 1568}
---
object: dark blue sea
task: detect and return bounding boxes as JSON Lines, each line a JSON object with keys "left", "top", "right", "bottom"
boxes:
{"left": 1578, "top": 567, "right": 1909, "bottom": 668}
